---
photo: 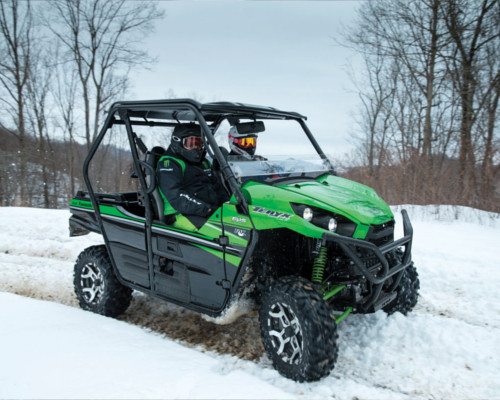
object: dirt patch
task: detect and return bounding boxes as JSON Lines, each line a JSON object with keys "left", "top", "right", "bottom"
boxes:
{"left": 0, "top": 283, "right": 78, "bottom": 307}
{"left": 119, "top": 294, "right": 265, "bottom": 362}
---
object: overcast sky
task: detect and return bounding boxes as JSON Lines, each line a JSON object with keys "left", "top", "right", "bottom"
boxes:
{"left": 129, "top": 1, "right": 362, "bottom": 157}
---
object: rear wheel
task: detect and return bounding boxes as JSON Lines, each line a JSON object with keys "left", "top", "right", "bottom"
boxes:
{"left": 74, "top": 245, "right": 132, "bottom": 317}
{"left": 259, "top": 276, "right": 338, "bottom": 382}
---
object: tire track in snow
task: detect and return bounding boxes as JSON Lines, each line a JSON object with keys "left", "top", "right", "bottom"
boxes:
{"left": 0, "top": 252, "right": 266, "bottom": 362}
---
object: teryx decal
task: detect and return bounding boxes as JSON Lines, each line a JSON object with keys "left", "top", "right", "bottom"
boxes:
{"left": 253, "top": 206, "right": 291, "bottom": 221}
{"left": 227, "top": 226, "right": 249, "bottom": 240}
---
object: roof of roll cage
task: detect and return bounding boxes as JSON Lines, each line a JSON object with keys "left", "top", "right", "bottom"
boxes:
{"left": 109, "top": 98, "right": 307, "bottom": 122}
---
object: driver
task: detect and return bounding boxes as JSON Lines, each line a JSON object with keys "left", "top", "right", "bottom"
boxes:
{"left": 157, "top": 123, "right": 226, "bottom": 231}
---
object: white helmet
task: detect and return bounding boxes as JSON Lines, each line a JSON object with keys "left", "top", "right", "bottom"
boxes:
{"left": 228, "top": 126, "right": 258, "bottom": 160}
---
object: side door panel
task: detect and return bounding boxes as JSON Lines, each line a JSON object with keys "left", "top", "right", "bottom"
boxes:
{"left": 98, "top": 204, "right": 149, "bottom": 288}
{"left": 151, "top": 217, "right": 229, "bottom": 309}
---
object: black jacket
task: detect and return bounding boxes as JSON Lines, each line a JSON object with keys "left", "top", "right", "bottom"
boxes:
{"left": 157, "top": 147, "right": 226, "bottom": 221}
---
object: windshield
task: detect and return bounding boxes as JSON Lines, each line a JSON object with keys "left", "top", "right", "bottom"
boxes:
{"left": 213, "top": 118, "right": 332, "bottom": 182}
{"left": 228, "top": 155, "right": 330, "bottom": 181}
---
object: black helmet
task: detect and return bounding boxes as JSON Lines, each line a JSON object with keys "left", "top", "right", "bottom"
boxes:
{"left": 170, "top": 123, "right": 205, "bottom": 163}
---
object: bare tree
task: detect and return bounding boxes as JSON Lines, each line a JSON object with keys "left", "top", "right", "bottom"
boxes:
{"left": 346, "top": 0, "right": 450, "bottom": 157}
{"left": 0, "top": 0, "right": 165, "bottom": 207}
{"left": 351, "top": 53, "right": 397, "bottom": 180}
{"left": 477, "top": 42, "right": 500, "bottom": 209}
{"left": 0, "top": 0, "right": 33, "bottom": 204}
{"left": 25, "top": 46, "right": 54, "bottom": 208}
{"left": 47, "top": 0, "right": 165, "bottom": 149}
{"left": 343, "top": 0, "right": 454, "bottom": 206}
{"left": 442, "top": 0, "right": 500, "bottom": 205}
{"left": 342, "top": 0, "right": 500, "bottom": 211}
{"left": 54, "top": 63, "right": 80, "bottom": 199}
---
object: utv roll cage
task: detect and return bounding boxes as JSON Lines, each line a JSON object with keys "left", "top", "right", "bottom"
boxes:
{"left": 83, "top": 99, "right": 333, "bottom": 222}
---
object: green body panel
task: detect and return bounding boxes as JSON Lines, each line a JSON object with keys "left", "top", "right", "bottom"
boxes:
{"left": 71, "top": 172, "right": 393, "bottom": 243}
{"left": 71, "top": 199, "right": 241, "bottom": 267}
{"left": 197, "top": 207, "right": 251, "bottom": 245}
{"left": 221, "top": 204, "right": 253, "bottom": 230}
{"left": 71, "top": 199, "right": 223, "bottom": 242}
{"left": 219, "top": 204, "right": 252, "bottom": 247}
{"left": 240, "top": 174, "right": 393, "bottom": 239}
{"left": 71, "top": 199, "right": 143, "bottom": 223}
{"left": 197, "top": 218, "right": 224, "bottom": 238}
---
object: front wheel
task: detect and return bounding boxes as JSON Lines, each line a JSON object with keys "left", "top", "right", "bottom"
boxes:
{"left": 259, "top": 276, "right": 338, "bottom": 382}
{"left": 383, "top": 262, "right": 420, "bottom": 315}
{"left": 74, "top": 245, "right": 132, "bottom": 317}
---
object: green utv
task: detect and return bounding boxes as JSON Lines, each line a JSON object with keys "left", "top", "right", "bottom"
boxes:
{"left": 69, "top": 99, "right": 419, "bottom": 382}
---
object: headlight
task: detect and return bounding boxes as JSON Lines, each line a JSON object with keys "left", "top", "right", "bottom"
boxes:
{"left": 291, "top": 204, "right": 352, "bottom": 235}
{"left": 314, "top": 215, "right": 337, "bottom": 232}
{"left": 292, "top": 204, "right": 314, "bottom": 221}
{"left": 302, "top": 207, "right": 313, "bottom": 222}
{"left": 328, "top": 217, "right": 338, "bottom": 232}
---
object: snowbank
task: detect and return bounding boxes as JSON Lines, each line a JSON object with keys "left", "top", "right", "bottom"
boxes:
{"left": 392, "top": 204, "right": 500, "bottom": 228}
{"left": 1, "top": 205, "right": 499, "bottom": 399}
{"left": 0, "top": 292, "right": 290, "bottom": 399}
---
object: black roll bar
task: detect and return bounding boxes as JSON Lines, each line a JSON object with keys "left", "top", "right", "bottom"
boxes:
{"left": 297, "top": 118, "right": 335, "bottom": 173}
{"left": 189, "top": 106, "right": 251, "bottom": 215}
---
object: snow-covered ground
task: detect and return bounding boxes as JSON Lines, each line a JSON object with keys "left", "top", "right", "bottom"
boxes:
{"left": 1, "top": 205, "right": 499, "bottom": 399}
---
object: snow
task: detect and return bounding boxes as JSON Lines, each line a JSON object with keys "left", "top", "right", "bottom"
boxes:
{"left": 1, "top": 205, "right": 500, "bottom": 399}
{"left": 0, "top": 293, "right": 288, "bottom": 399}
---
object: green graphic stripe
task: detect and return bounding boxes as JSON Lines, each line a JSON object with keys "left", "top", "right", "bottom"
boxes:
{"left": 152, "top": 223, "right": 218, "bottom": 241}
{"left": 71, "top": 201, "right": 217, "bottom": 242}
{"left": 70, "top": 201, "right": 141, "bottom": 222}
{"left": 99, "top": 205, "right": 144, "bottom": 222}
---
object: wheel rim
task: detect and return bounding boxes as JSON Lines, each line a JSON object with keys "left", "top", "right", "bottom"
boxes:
{"left": 266, "top": 302, "right": 304, "bottom": 365}
{"left": 80, "top": 262, "right": 105, "bottom": 305}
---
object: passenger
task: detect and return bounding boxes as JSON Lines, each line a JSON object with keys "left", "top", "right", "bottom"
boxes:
{"left": 228, "top": 126, "right": 264, "bottom": 160}
{"left": 157, "top": 123, "right": 226, "bottom": 231}
{"left": 227, "top": 125, "right": 275, "bottom": 181}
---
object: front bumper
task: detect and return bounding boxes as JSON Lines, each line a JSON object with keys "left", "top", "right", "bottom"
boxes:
{"left": 322, "top": 209, "right": 413, "bottom": 312}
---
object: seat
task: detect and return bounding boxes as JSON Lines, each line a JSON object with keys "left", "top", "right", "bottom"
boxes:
{"left": 144, "top": 146, "right": 166, "bottom": 223}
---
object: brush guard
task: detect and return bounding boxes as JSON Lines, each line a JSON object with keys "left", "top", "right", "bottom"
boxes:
{"left": 322, "top": 209, "right": 413, "bottom": 313}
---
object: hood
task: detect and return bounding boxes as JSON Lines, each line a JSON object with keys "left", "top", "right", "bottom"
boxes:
{"left": 243, "top": 175, "right": 393, "bottom": 225}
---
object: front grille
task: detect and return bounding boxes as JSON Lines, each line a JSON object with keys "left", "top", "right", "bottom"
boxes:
{"left": 362, "top": 253, "right": 380, "bottom": 269}
{"left": 366, "top": 219, "right": 394, "bottom": 246}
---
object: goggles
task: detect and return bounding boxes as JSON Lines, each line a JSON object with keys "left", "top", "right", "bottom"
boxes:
{"left": 182, "top": 136, "right": 204, "bottom": 150}
{"left": 232, "top": 136, "right": 257, "bottom": 148}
